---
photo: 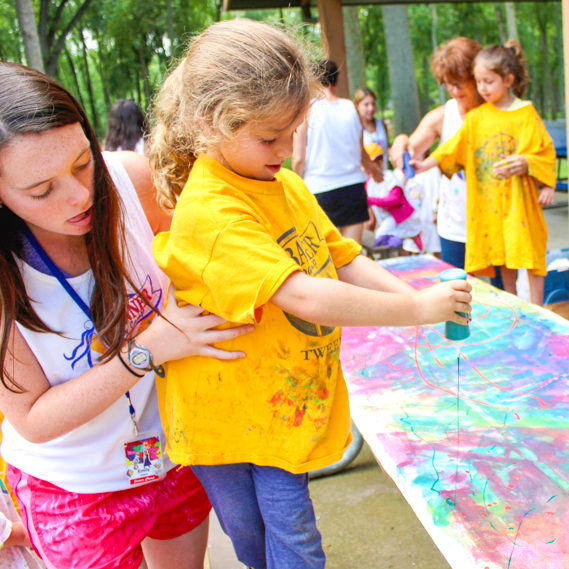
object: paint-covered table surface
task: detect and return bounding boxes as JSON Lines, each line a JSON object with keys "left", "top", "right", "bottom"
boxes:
{"left": 341, "top": 255, "right": 569, "bottom": 569}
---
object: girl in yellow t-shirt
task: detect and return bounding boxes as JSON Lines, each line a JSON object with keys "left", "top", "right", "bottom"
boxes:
{"left": 414, "top": 40, "right": 556, "bottom": 305}
{"left": 149, "top": 19, "right": 471, "bottom": 569}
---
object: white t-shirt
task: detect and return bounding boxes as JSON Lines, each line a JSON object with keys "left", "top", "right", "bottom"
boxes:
{"left": 437, "top": 99, "right": 467, "bottom": 243}
{"left": 363, "top": 118, "right": 388, "bottom": 154}
{"left": 1, "top": 152, "right": 174, "bottom": 493}
{"left": 303, "top": 97, "right": 366, "bottom": 194}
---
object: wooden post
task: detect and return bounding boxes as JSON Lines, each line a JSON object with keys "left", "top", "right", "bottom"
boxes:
{"left": 561, "top": 0, "right": 569, "bottom": 230}
{"left": 317, "top": 0, "right": 349, "bottom": 98}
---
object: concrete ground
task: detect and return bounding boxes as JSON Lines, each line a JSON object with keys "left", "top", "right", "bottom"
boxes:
{"left": 205, "top": 194, "right": 569, "bottom": 569}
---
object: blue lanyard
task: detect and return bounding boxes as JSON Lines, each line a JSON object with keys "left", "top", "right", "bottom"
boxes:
{"left": 23, "top": 226, "right": 140, "bottom": 434}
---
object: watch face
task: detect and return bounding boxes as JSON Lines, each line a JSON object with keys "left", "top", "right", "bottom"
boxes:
{"left": 130, "top": 347, "right": 150, "bottom": 369}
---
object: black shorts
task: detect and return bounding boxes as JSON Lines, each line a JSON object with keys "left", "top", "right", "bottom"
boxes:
{"left": 315, "top": 182, "right": 369, "bottom": 227}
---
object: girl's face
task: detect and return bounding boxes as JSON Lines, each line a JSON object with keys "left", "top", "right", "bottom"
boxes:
{"left": 356, "top": 95, "right": 377, "bottom": 122}
{"left": 207, "top": 107, "right": 307, "bottom": 181}
{"left": 0, "top": 123, "right": 95, "bottom": 246}
{"left": 473, "top": 63, "right": 514, "bottom": 109}
{"left": 444, "top": 77, "right": 482, "bottom": 113}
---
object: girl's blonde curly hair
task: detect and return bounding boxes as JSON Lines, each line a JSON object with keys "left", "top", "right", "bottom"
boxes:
{"left": 149, "top": 18, "right": 317, "bottom": 210}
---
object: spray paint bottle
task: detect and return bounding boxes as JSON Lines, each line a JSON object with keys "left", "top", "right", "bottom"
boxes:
{"left": 440, "top": 268, "right": 470, "bottom": 354}
{"left": 403, "top": 151, "right": 415, "bottom": 179}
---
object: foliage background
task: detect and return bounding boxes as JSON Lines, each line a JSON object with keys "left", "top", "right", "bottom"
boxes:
{"left": 2, "top": 1, "right": 564, "bottom": 140}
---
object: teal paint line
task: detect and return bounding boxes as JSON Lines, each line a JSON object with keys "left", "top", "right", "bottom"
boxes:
{"left": 507, "top": 507, "right": 536, "bottom": 569}
{"left": 454, "top": 354, "right": 461, "bottom": 506}
{"left": 400, "top": 415, "right": 442, "bottom": 494}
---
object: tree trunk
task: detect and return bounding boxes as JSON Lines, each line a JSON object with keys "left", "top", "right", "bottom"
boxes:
{"left": 505, "top": 2, "right": 518, "bottom": 41}
{"left": 64, "top": 45, "right": 86, "bottom": 109}
{"left": 430, "top": 4, "right": 445, "bottom": 106}
{"left": 40, "top": 0, "right": 96, "bottom": 79}
{"left": 79, "top": 30, "right": 99, "bottom": 132}
{"left": 381, "top": 5, "right": 420, "bottom": 135}
{"left": 494, "top": 4, "right": 506, "bottom": 44}
{"left": 555, "top": 5, "right": 563, "bottom": 117}
{"left": 137, "top": 43, "right": 151, "bottom": 108}
{"left": 537, "top": 9, "right": 552, "bottom": 117}
{"left": 15, "top": 0, "right": 44, "bottom": 72}
{"left": 342, "top": 6, "right": 366, "bottom": 97}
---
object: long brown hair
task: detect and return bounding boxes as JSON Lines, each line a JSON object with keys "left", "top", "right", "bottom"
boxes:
{"left": 0, "top": 62, "right": 135, "bottom": 391}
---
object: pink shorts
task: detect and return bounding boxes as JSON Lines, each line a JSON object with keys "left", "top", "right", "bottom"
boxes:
{"left": 7, "top": 465, "right": 211, "bottom": 569}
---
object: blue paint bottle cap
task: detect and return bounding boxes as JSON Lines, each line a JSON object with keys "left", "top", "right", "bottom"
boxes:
{"left": 440, "top": 269, "right": 470, "bottom": 341}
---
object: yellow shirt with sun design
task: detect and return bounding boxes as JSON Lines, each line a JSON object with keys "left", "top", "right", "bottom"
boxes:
{"left": 432, "top": 102, "right": 555, "bottom": 276}
{"left": 153, "top": 155, "right": 360, "bottom": 473}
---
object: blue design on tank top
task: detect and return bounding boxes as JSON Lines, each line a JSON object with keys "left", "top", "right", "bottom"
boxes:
{"left": 64, "top": 320, "right": 96, "bottom": 369}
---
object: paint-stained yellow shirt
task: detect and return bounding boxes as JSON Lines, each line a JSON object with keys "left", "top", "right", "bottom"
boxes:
{"left": 153, "top": 155, "right": 360, "bottom": 473}
{"left": 432, "top": 102, "right": 555, "bottom": 276}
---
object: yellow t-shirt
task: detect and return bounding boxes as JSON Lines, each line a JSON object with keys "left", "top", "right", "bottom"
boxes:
{"left": 432, "top": 102, "right": 555, "bottom": 276}
{"left": 153, "top": 155, "right": 361, "bottom": 473}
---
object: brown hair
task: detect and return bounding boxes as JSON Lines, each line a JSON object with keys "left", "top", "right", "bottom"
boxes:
{"left": 104, "top": 98, "right": 146, "bottom": 152}
{"left": 474, "top": 40, "right": 529, "bottom": 98}
{"left": 431, "top": 37, "right": 482, "bottom": 85}
{"left": 0, "top": 62, "right": 138, "bottom": 391}
{"left": 353, "top": 87, "right": 376, "bottom": 108}
{"left": 149, "top": 18, "right": 317, "bottom": 209}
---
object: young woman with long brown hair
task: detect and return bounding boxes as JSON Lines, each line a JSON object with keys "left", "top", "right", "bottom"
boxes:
{"left": 0, "top": 61, "right": 250, "bottom": 569}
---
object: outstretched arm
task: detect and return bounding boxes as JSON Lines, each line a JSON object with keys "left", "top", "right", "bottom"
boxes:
{"left": 271, "top": 256, "right": 471, "bottom": 329}
{"left": 390, "top": 105, "right": 445, "bottom": 168}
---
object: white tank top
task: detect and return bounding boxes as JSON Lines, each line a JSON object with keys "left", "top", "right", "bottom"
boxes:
{"left": 303, "top": 97, "right": 366, "bottom": 194}
{"left": 437, "top": 99, "right": 467, "bottom": 243}
{"left": 1, "top": 152, "right": 175, "bottom": 493}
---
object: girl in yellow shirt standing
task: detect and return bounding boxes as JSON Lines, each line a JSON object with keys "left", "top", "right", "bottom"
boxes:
{"left": 415, "top": 40, "right": 556, "bottom": 305}
{"left": 150, "top": 19, "right": 471, "bottom": 569}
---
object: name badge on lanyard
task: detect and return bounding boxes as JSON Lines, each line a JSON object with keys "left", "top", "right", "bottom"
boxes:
{"left": 24, "top": 225, "right": 165, "bottom": 486}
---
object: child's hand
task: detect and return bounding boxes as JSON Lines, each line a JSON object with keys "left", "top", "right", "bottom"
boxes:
{"left": 537, "top": 186, "right": 555, "bottom": 206}
{"left": 492, "top": 154, "right": 528, "bottom": 179}
{"left": 415, "top": 280, "right": 472, "bottom": 325}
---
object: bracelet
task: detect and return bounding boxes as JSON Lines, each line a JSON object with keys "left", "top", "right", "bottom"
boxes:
{"left": 117, "top": 351, "right": 145, "bottom": 378}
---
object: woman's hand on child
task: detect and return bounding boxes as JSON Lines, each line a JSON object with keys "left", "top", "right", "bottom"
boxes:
{"left": 538, "top": 186, "right": 555, "bottom": 206}
{"left": 492, "top": 154, "right": 528, "bottom": 179}
{"left": 415, "top": 280, "right": 472, "bottom": 325}
{"left": 138, "top": 288, "right": 253, "bottom": 364}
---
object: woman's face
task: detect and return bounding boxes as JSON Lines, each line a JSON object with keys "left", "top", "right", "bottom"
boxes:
{"left": 444, "top": 77, "right": 483, "bottom": 112}
{"left": 356, "top": 94, "right": 377, "bottom": 121}
{"left": 0, "top": 123, "right": 95, "bottom": 246}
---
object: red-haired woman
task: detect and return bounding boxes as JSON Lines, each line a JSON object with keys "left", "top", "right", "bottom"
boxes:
{"left": 390, "top": 37, "right": 484, "bottom": 268}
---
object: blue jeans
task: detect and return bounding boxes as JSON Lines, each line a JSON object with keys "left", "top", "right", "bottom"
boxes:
{"left": 191, "top": 464, "right": 325, "bottom": 569}
{"left": 439, "top": 236, "right": 465, "bottom": 269}
{"left": 439, "top": 236, "right": 504, "bottom": 289}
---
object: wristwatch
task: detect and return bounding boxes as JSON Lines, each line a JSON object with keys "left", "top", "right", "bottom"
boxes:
{"left": 127, "top": 339, "right": 165, "bottom": 377}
